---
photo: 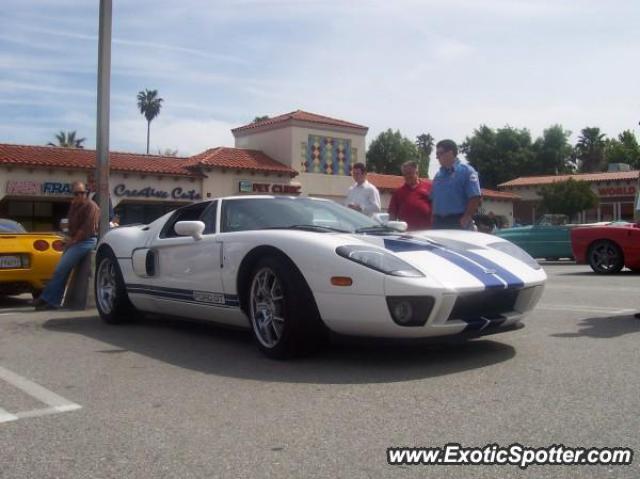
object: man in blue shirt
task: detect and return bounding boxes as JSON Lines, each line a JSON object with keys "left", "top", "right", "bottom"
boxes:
{"left": 431, "top": 139, "right": 482, "bottom": 229}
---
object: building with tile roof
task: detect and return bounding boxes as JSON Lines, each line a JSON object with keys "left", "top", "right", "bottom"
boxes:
{"left": 0, "top": 109, "right": 524, "bottom": 230}
{"left": 498, "top": 170, "right": 640, "bottom": 224}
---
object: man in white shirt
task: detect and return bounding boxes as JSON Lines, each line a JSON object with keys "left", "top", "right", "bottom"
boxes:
{"left": 345, "top": 162, "right": 381, "bottom": 216}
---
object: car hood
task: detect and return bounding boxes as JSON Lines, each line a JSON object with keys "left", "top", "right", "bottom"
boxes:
{"left": 332, "top": 230, "right": 543, "bottom": 290}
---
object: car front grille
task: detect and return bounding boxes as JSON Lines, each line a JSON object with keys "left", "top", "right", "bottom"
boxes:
{"left": 448, "top": 288, "right": 520, "bottom": 322}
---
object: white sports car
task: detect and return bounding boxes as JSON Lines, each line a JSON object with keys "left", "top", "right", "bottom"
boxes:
{"left": 95, "top": 196, "right": 546, "bottom": 358}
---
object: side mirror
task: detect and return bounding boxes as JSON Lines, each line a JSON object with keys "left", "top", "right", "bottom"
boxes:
{"left": 387, "top": 220, "right": 408, "bottom": 232}
{"left": 174, "top": 220, "right": 205, "bottom": 240}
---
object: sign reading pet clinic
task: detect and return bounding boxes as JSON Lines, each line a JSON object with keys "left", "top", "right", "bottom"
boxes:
{"left": 113, "top": 184, "right": 201, "bottom": 201}
{"left": 238, "top": 180, "right": 301, "bottom": 194}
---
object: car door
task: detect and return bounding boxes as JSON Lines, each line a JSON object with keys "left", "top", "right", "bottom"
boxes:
{"left": 142, "top": 201, "right": 243, "bottom": 325}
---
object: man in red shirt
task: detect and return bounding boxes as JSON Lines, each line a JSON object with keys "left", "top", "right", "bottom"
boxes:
{"left": 388, "top": 160, "right": 432, "bottom": 231}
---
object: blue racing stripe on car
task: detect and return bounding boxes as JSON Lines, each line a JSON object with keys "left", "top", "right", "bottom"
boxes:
{"left": 456, "top": 250, "right": 524, "bottom": 289}
{"left": 383, "top": 238, "right": 524, "bottom": 289}
{"left": 424, "top": 247, "right": 506, "bottom": 289}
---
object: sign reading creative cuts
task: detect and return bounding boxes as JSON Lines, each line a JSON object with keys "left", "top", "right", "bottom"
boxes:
{"left": 238, "top": 180, "right": 301, "bottom": 194}
{"left": 113, "top": 184, "right": 201, "bottom": 201}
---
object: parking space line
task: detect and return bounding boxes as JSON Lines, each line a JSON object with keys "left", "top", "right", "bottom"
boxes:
{"left": 0, "top": 407, "right": 19, "bottom": 423}
{"left": 0, "top": 365, "right": 81, "bottom": 423}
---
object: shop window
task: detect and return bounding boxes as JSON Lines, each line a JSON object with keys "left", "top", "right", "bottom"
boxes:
{"left": 8, "top": 201, "right": 33, "bottom": 217}
{"left": 34, "top": 202, "right": 53, "bottom": 217}
{"left": 620, "top": 202, "right": 635, "bottom": 222}
{"left": 600, "top": 203, "right": 615, "bottom": 222}
{"left": 584, "top": 207, "right": 598, "bottom": 223}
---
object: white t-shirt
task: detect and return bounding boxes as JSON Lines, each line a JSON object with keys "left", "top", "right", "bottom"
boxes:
{"left": 345, "top": 180, "right": 381, "bottom": 216}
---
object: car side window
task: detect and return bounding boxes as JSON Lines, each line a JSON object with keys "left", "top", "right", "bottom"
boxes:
{"left": 200, "top": 201, "right": 218, "bottom": 235}
{"left": 160, "top": 202, "right": 210, "bottom": 238}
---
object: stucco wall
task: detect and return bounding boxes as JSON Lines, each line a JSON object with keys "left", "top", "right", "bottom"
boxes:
{"left": 234, "top": 127, "right": 292, "bottom": 165}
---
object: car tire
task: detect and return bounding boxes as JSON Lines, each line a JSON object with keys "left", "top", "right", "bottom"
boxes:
{"left": 248, "top": 256, "right": 327, "bottom": 359}
{"left": 95, "top": 249, "right": 136, "bottom": 324}
{"left": 31, "top": 289, "right": 43, "bottom": 300}
{"left": 587, "top": 240, "right": 624, "bottom": 275}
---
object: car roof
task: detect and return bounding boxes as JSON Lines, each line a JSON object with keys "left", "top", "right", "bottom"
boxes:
{"left": 0, "top": 218, "right": 25, "bottom": 232}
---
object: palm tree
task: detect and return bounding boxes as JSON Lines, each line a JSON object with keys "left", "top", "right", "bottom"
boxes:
{"left": 137, "top": 89, "right": 164, "bottom": 154}
{"left": 575, "top": 127, "right": 606, "bottom": 172}
{"left": 47, "top": 131, "right": 86, "bottom": 148}
{"left": 415, "top": 133, "right": 434, "bottom": 177}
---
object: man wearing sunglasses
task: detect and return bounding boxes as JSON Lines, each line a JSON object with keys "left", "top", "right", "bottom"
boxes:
{"left": 34, "top": 181, "right": 100, "bottom": 310}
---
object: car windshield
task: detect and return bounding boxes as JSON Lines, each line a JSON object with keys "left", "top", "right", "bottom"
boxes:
{"left": 0, "top": 219, "right": 26, "bottom": 233}
{"left": 221, "top": 197, "right": 380, "bottom": 233}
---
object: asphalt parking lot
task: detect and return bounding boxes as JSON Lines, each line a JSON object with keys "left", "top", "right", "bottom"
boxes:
{"left": 0, "top": 262, "right": 639, "bottom": 479}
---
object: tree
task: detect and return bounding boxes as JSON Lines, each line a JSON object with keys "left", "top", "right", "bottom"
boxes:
{"left": 531, "top": 125, "right": 575, "bottom": 175}
{"left": 47, "top": 131, "right": 85, "bottom": 148}
{"left": 539, "top": 178, "right": 598, "bottom": 221}
{"left": 137, "top": 89, "right": 164, "bottom": 154}
{"left": 415, "top": 133, "right": 434, "bottom": 178}
{"left": 365, "top": 129, "right": 419, "bottom": 175}
{"left": 604, "top": 130, "right": 640, "bottom": 169}
{"left": 252, "top": 115, "right": 270, "bottom": 123}
{"left": 575, "top": 127, "right": 606, "bottom": 173}
{"left": 157, "top": 148, "right": 179, "bottom": 157}
{"left": 461, "top": 125, "right": 534, "bottom": 189}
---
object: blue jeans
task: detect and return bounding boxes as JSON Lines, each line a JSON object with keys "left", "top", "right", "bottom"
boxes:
{"left": 40, "top": 238, "right": 97, "bottom": 306}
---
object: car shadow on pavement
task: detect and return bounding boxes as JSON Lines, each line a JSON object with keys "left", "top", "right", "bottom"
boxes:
{"left": 556, "top": 270, "right": 640, "bottom": 277}
{"left": 551, "top": 314, "right": 640, "bottom": 339}
{"left": 43, "top": 314, "right": 516, "bottom": 385}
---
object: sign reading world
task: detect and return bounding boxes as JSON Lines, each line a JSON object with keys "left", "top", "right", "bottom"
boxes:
{"left": 597, "top": 185, "right": 636, "bottom": 197}
{"left": 113, "top": 184, "right": 201, "bottom": 201}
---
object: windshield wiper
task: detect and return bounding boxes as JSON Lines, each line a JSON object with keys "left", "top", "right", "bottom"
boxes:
{"left": 355, "top": 225, "right": 398, "bottom": 234}
{"left": 263, "top": 224, "right": 350, "bottom": 233}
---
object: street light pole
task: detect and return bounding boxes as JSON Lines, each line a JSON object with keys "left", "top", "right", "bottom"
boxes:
{"left": 96, "top": 0, "right": 112, "bottom": 238}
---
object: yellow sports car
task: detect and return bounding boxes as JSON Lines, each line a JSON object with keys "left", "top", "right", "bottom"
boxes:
{"left": 0, "top": 219, "right": 64, "bottom": 299}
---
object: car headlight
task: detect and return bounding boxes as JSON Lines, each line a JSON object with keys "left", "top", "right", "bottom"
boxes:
{"left": 336, "top": 245, "right": 424, "bottom": 277}
{"left": 489, "top": 241, "right": 541, "bottom": 270}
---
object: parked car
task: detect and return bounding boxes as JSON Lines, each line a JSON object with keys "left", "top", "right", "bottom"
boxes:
{"left": 494, "top": 214, "right": 575, "bottom": 260}
{"left": 95, "top": 196, "right": 546, "bottom": 358}
{"left": 571, "top": 222, "right": 640, "bottom": 274}
{"left": 0, "top": 219, "right": 64, "bottom": 298}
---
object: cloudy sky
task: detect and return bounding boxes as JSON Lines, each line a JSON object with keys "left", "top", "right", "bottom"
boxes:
{"left": 1, "top": 0, "right": 638, "bottom": 176}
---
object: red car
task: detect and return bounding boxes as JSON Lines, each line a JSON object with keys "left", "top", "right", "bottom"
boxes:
{"left": 571, "top": 222, "right": 640, "bottom": 274}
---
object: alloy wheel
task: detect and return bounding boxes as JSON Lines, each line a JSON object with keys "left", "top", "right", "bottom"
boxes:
{"left": 96, "top": 257, "right": 117, "bottom": 314}
{"left": 249, "top": 267, "right": 285, "bottom": 348}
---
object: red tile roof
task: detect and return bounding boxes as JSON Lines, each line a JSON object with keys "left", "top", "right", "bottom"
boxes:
{"left": 232, "top": 110, "right": 368, "bottom": 134}
{"left": 367, "top": 173, "right": 518, "bottom": 200}
{"left": 0, "top": 143, "right": 201, "bottom": 177}
{"left": 188, "top": 147, "right": 298, "bottom": 177}
{"left": 366, "top": 173, "right": 405, "bottom": 192}
{"left": 499, "top": 170, "right": 640, "bottom": 188}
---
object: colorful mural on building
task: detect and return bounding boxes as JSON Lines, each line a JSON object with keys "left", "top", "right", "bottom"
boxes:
{"left": 302, "top": 135, "right": 353, "bottom": 175}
